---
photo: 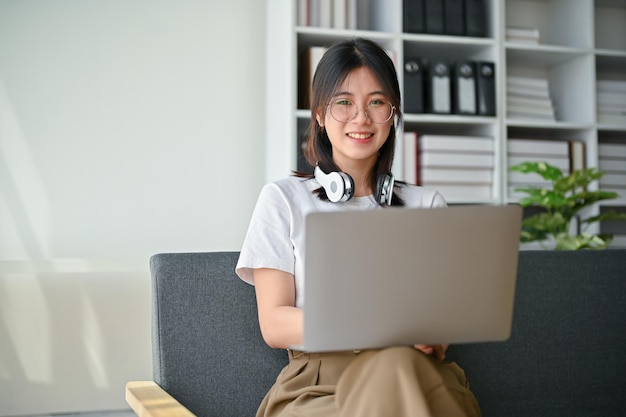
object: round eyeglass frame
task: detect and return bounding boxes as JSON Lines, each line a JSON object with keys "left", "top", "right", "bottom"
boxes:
{"left": 327, "top": 100, "right": 396, "bottom": 124}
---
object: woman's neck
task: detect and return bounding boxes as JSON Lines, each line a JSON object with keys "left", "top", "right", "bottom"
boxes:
{"left": 335, "top": 159, "right": 376, "bottom": 197}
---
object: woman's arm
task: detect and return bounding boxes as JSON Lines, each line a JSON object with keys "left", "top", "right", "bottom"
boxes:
{"left": 253, "top": 268, "right": 303, "bottom": 349}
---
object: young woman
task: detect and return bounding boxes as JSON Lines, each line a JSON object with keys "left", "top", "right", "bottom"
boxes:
{"left": 236, "top": 38, "right": 481, "bottom": 417}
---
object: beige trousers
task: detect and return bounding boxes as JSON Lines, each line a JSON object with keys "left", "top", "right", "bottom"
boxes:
{"left": 256, "top": 346, "right": 481, "bottom": 417}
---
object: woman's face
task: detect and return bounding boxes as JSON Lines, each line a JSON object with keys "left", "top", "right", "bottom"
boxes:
{"left": 316, "top": 66, "right": 394, "bottom": 170}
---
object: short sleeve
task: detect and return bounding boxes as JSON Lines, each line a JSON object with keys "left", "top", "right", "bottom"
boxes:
{"left": 236, "top": 183, "right": 296, "bottom": 285}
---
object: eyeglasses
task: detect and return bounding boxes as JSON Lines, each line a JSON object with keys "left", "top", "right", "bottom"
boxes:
{"left": 328, "top": 99, "right": 395, "bottom": 124}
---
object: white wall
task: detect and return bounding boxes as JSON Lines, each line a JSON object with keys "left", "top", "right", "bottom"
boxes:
{"left": 0, "top": 0, "right": 267, "bottom": 415}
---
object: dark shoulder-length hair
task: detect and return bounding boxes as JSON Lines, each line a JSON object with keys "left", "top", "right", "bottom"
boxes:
{"left": 295, "top": 37, "right": 405, "bottom": 206}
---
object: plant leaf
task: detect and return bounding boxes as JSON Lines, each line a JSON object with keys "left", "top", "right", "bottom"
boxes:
{"left": 581, "top": 211, "right": 626, "bottom": 224}
{"left": 510, "top": 161, "right": 563, "bottom": 181}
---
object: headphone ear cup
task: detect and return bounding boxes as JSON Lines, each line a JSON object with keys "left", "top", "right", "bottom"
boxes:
{"left": 376, "top": 174, "right": 394, "bottom": 206}
{"left": 315, "top": 165, "right": 355, "bottom": 203}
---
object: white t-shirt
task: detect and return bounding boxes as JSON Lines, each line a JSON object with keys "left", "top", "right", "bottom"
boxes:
{"left": 236, "top": 176, "right": 446, "bottom": 308}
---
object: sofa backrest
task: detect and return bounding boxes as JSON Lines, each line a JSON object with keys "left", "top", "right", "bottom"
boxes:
{"left": 151, "top": 250, "right": 626, "bottom": 417}
{"left": 150, "top": 252, "right": 288, "bottom": 417}
{"left": 447, "top": 249, "right": 626, "bottom": 417}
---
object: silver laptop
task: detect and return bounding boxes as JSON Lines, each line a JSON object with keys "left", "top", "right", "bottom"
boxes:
{"left": 293, "top": 204, "right": 522, "bottom": 352}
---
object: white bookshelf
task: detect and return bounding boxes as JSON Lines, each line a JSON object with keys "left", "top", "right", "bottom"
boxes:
{"left": 266, "top": 0, "right": 626, "bottom": 243}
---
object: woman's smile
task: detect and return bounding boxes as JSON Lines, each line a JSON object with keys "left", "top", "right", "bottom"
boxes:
{"left": 347, "top": 131, "right": 374, "bottom": 141}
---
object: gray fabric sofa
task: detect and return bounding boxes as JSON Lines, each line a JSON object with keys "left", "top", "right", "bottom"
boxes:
{"left": 126, "top": 250, "right": 626, "bottom": 417}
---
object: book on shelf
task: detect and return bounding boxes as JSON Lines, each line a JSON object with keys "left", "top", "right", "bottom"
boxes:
{"left": 320, "top": 0, "right": 332, "bottom": 28}
{"left": 508, "top": 171, "right": 553, "bottom": 186}
{"left": 597, "top": 100, "right": 626, "bottom": 125}
{"left": 597, "top": 105, "right": 626, "bottom": 116}
{"left": 596, "top": 91, "right": 626, "bottom": 107}
{"left": 596, "top": 82, "right": 626, "bottom": 125}
{"left": 598, "top": 143, "right": 626, "bottom": 192}
{"left": 507, "top": 85, "right": 551, "bottom": 99}
{"left": 444, "top": 0, "right": 465, "bottom": 36}
{"left": 476, "top": 62, "right": 496, "bottom": 116}
{"left": 465, "top": 0, "right": 486, "bottom": 37}
{"left": 598, "top": 114, "right": 626, "bottom": 125}
{"left": 600, "top": 207, "right": 626, "bottom": 241}
{"left": 333, "top": 0, "right": 347, "bottom": 29}
{"left": 299, "top": 0, "right": 358, "bottom": 29}
{"left": 507, "top": 95, "right": 554, "bottom": 111}
{"left": 596, "top": 80, "right": 626, "bottom": 93}
{"left": 507, "top": 76, "right": 556, "bottom": 119}
{"left": 507, "top": 111, "right": 556, "bottom": 121}
{"left": 421, "top": 167, "right": 493, "bottom": 184}
{"left": 403, "top": 133, "right": 495, "bottom": 186}
{"left": 420, "top": 134, "right": 494, "bottom": 153}
{"left": 403, "top": 131, "right": 420, "bottom": 184}
{"left": 508, "top": 138, "right": 570, "bottom": 156}
{"left": 507, "top": 103, "right": 555, "bottom": 119}
{"left": 451, "top": 61, "right": 477, "bottom": 115}
{"left": 507, "top": 75, "right": 549, "bottom": 90}
{"left": 426, "top": 60, "right": 451, "bottom": 114}
{"left": 508, "top": 155, "right": 570, "bottom": 171}
{"left": 421, "top": 151, "right": 494, "bottom": 168}
{"left": 429, "top": 184, "right": 492, "bottom": 200}
{"left": 403, "top": 0, "right": 425, "bottom": 33}
{"left": 599, "top": 143, "right": 626, "bottom": 159}
{"left": 507, "top": 75, "right": 552, "bottom": 105}
{"left": 404, "top": 57, "right": 426, "bottom": 114}
{"left": 298, "top": 0, "right": 307, "bottom": 26}
{"left": 507, "top": 138, "right": 585, "bottom": 200}
{"left": 569, "top": 141, "right": 585, "bottom": 172}
{"left": 299, "top": 46, "right": 327, "bottom": 109}
{"left": 424, "top": 0, "right": 444, "bottom": 34}
{"left": 599, "top": 159, "right": 626, "bottom": 173}
{"left": 505, "top": 26, "right": 540, "bottom": 44}
{"left": 600, "top": 173, "right": 626, "bottom": 189}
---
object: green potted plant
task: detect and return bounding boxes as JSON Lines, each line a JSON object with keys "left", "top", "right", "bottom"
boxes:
{"left": 509, "top": 161, "right": 626, "bottom": 250}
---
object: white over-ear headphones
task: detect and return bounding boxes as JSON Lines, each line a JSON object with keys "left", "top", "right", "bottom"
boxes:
{"left": 314, "top": 164, "right": 394, "bottom": 205}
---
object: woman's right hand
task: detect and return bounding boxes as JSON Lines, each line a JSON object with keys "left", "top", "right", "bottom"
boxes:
{"left": 414, "top": 344, "right": 449, "bottom": 361}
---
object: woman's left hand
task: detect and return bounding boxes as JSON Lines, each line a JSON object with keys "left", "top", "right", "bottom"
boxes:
{"left": 414, "top": 344, "right": 449, "bottom": 361}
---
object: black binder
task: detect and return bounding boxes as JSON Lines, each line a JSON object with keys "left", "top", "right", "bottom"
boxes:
{"left": 476, "top": 62, "right": 496, "bottom": 116}
{"left": 404, "top": 0, "right": 425, "bottom": 33}
{"left": 424, "top": 0, "right": 444, "bottom": 34}
{"left": 444, "top": 0, "right": 465, "bottom": 36}
{"left": 452, "top": 61, "right": 476, "bottom": 114}
{"left": 465, "top": 0, "right": 486, "bottom": 37}
{"left": 404, "top": 58, "right": 425, "bottom": 114}
{"left": 426, "top": 60, "right": 451, "bottom": 114}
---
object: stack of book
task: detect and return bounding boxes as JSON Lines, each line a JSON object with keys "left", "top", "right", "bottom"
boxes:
{"left": 507, "top": 75, "right": 556, "bottom": 121}
{"left": 507, "top": 138, "right": 586, "bottom": 201}
{"left": 403, "top": 132, "right": 494, "bottom": 201}
{"left": 298, "top": 0, "right": 365, "bottom": 29}
{"left": 507, "top": 138, "right": 570, "bottom": 192}
{"left": 597, "top": 80, "right": 626, "bottom": 126}
{"left": 599, "top": 142, "right": 626, "bottom": 202}
{"left": 505, "top": 26, "right": 540, "bottom": 45}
